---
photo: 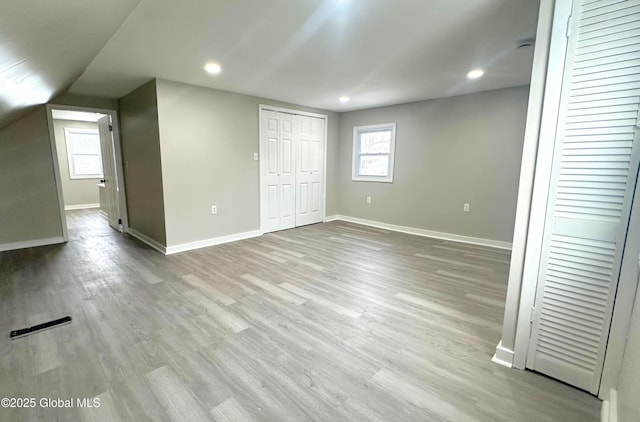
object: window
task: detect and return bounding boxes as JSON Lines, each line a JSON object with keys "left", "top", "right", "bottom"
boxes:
{"left": 65, "top": 128, "right": 103, "bottom": 179}
{"left": 352, "top": 123, "right": 396, "bottom": 182}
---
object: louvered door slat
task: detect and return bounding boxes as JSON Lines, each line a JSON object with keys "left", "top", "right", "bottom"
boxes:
{"left": 579, "top": 15, "right": 640, "bottom": 39}
{"left": 574, "top": 51, "right": 640, "bottom": 70}
{"left": 539, "top": 321, "right": 601, "bottom": 346}
{"left": 582, "top": 1, "right": 638, "bottom": 16}
{"left": 579, "top": 28, "right": 640, "bottom": 49}
{"left": 540, "top": 307, "right": 603, "bottom": 333}
{"left": 568, "top": 96, "right": 640, "bottom": 111}
{"left": 573, "top": 59, "right": 640, "bottom": 77}
{"left": 567, "top": 110, "right": 638, "bottom": 122}
{"left": 582, "top": 0, "right": 625, "bottom": 12}
{"left": 528, "top": 0, "right": 640, "bottom": 394}
{"left": 546, "top": 276, "right": 610, "bottom": 297}
{"left": 539, "top": 332, "right": 600, "bottom": 359}
{"left": 566, "top": 103, "right": 639, "bottom": 116}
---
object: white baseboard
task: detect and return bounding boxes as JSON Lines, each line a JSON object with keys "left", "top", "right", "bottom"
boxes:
{"left": 165, "top": 230, "right": 263, "bottom": 255}
{"left": 602, "top": 389, "right": 617, "bottom": 422}
{"left": 127, "top": 228, "right": 167, "bottom": 254}
{"left": 324, "top": 215, "right": 339, "bottom": 222}
{"left": 0, "top": 236, "right": 66, "bottom": 252}
{"left": 64, "top": 203, "right": 100, "bottom": 211}
{"left": 98, "top": 210, "right": 108, "bottom": 219}
{"left": 491, "top": 340, "right": 514, "bottom": 368}
{"left": 329, "top": 215, "right": 513, "bottom": 250}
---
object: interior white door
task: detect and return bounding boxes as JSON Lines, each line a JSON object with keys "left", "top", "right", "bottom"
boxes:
{"left": 279, "top": 113, "right": 296, "bottom": 230}
{"left": 295, "top": 115, "right": 325, "bottom": 227}
{"left": 260, "top": 110, "right": 295, "bottom": 233}
{"left": 98, "top": 115, "right": 121, "bottom": 232}
{"left": 527, "top": 0, "right": 640, "bottom": 394}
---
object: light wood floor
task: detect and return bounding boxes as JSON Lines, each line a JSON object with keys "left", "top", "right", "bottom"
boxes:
{"left": 0, "top": 210, "right": 600, "bottom": 421}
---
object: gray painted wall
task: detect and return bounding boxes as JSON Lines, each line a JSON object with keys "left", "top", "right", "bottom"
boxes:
{"left": 618, "top": 282, "right": 640, "bottom": 421}
{"left": 155, "top": 79, "right": 339, "bottom": 247}
{"left": 53, "top": 119, "right": 101, "bottom": 207}
{"left": 335, "top": 86, "right": 529, "bottom": 243}
{"left": 0, "top": 107, "right": 64, "bottom": 244}
{"left": 118, "top": 80, "right": 167, "bottom": 246}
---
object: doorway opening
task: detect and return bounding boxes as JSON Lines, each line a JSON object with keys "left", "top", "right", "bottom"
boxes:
{"left": 46, "top": 105, "right": 128, "bottom": 242}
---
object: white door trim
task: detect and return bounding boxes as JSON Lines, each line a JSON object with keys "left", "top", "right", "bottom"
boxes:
{"left": 46, "top": 104, "right": 129, "bottom": 239}
{"left": 258, "top": 104, "right": 328, "bottom": 233}
{"left": 511, "top": 0, "right": 574, "bottom": 370}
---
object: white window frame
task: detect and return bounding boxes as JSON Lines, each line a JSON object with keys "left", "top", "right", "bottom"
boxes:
{"left": 64, "top": 128, "right": 103, "bottom": 179}
{"left": 352, "top": 123, "right": 396, "bottom": 183}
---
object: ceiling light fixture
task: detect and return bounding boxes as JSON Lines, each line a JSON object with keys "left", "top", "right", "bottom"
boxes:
{"left": 467, "top": 69, "right": 484, "bottom": 79}
{"left": 339, "top": 96, "right": 350, "bottom": 103}
{"left": 204, "top": 62, "right": 222, "bottom": 74}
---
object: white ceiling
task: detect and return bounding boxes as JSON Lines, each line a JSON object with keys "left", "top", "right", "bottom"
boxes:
{"left": 70, "top": 0, "right": 540, "bottom": 112}
{"left": 0, "top": 0, "right": 140, "bottom": 129}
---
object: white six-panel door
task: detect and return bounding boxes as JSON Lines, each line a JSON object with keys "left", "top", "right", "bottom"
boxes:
{"left": 527, "top": 0, "right": 640, "bottom": 394}
{"left": 295, "top": 116, "right": 325, "bottom": 227}
{"left": 260, "top": 110, "right": 295, "bottom": 232}
{"left": 260, "top": 108, "right": 326, "bottom": 233}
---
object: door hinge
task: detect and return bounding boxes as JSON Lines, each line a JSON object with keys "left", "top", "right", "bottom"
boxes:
{"left": 530, "top": 307, "right": 536, "bottom": 323}
{"left": 566, "top": 15, "right": 573, "bottom": 38}
{"left": 109, "top": 125, "right": 113, "bottom": 132}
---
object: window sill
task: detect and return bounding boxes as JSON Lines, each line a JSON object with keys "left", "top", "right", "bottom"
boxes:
{"left": 352, "top": 176, "right": 394, "bottom": 183}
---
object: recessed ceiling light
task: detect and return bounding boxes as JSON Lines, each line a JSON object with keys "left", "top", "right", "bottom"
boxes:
{"left": 339, "top": 96, "right": 350, "bottom": 103}
{"left": 205, "top": 62, "right": 222, "bottom": 74}
{"left": 467, "top": 69, "right": 484, "bottom": 79}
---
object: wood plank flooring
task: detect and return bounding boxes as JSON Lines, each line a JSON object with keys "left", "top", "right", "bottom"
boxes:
{"left": 0, "top": 209, "right": 600, "bottom": 421}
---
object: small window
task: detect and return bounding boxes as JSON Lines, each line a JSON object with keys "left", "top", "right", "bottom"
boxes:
{"left": 65, "top": 128, "right": 103, "bottom": 179}
{"left": 352, "top": 123, "right": 396, "bottom": 183}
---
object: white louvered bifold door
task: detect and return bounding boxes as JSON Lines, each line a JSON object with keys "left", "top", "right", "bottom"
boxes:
{"left": 527, "top": 0, "right": 640, "bottom": 394}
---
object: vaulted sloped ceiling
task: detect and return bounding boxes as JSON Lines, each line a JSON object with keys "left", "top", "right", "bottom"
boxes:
{"left": 71, "top": 0, "right": 539, "bottom": 112}
{"left": 0, "top": 0, "right": 140, "bottom": 129}
{"left": 1, "top": 0, "right": 539, "bottom": 129}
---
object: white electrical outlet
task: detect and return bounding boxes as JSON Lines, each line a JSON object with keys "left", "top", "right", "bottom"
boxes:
{"left": 464, "top": 203, "right": 470, "bottom": 212}
{"left": 211, "top": 205, "right": 218, "bottom": 214}
{"left": 366, "top": 196, "right": 372, "bottom": 204}
{"left": 253, "top": 152, "right": 259, "bottom": 161}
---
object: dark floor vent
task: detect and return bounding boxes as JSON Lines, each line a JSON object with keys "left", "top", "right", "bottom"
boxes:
{"left": 10, "top": 316, "right": 72, "bottom": 340}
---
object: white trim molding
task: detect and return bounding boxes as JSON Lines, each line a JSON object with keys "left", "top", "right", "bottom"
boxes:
{"left": 329, "top": 215, "right": 512, "bottom": 250}
{"left": 166, "top": 230, "right": 263, "bottom": 255}
{"left": 510, "top": 0, "right": 575, "bottom": 371}
{"left": 64, "top": 203, "right": 100, "bottom": 211}
{"left": 127, "top": 228, "right": 167, "bottom": 254}
{"left": 601, "top": 389, "right": 618, "bottom": 422}
{"left": 492, "top": 341, "right": 515, "bottom": 368}
{"left": 0, "top": 237, "right": 66, "bottom": 252}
